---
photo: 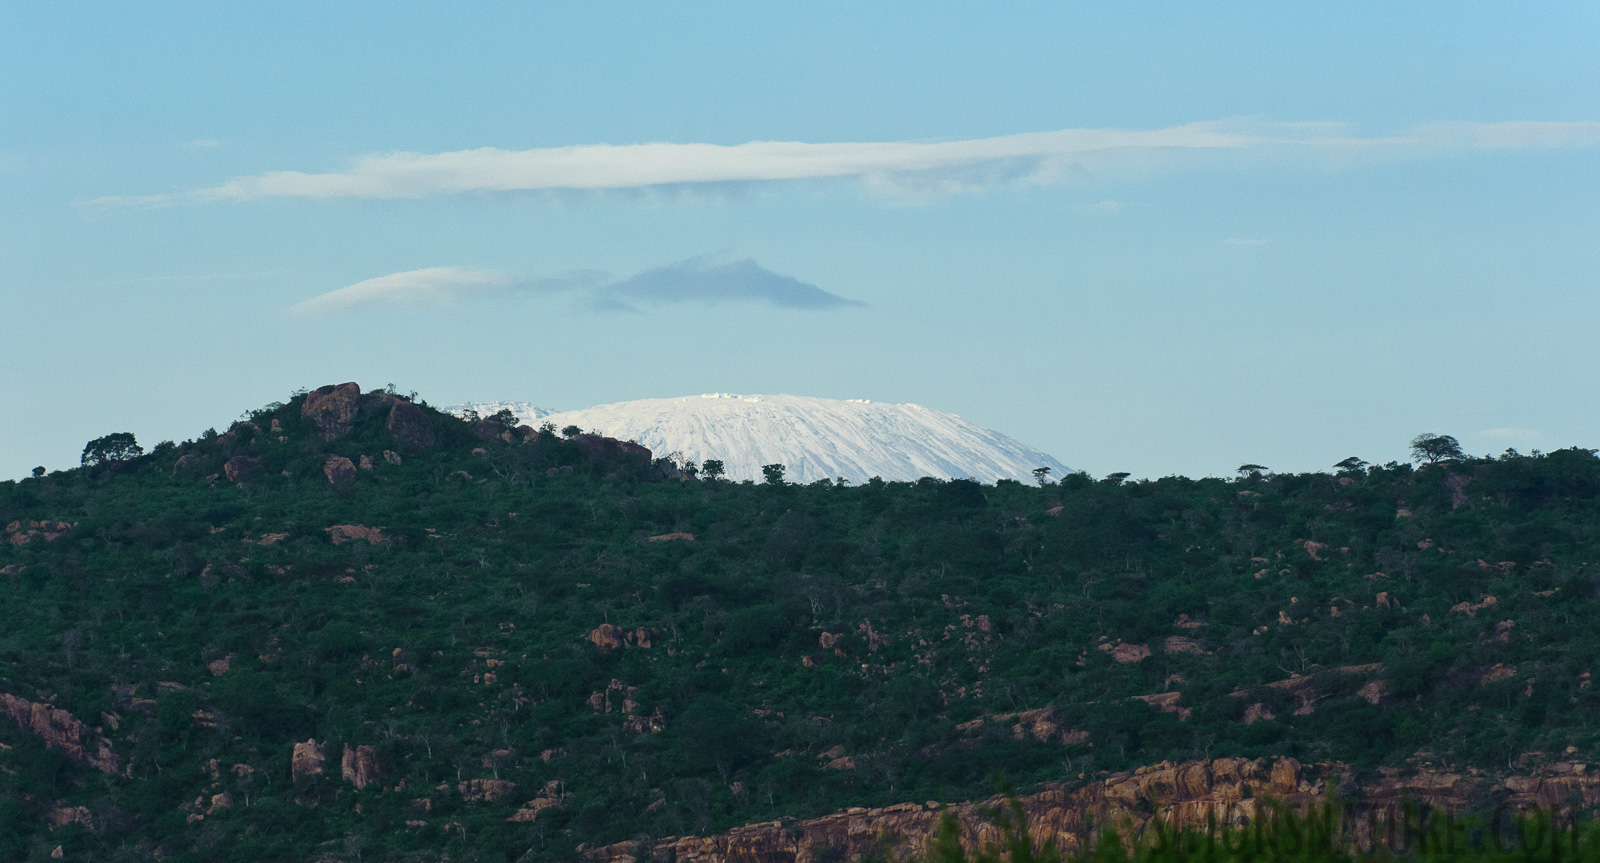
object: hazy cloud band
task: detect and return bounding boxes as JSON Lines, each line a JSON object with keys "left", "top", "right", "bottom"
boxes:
{"left": 100, "top": 120, "right": 1598, "bottom": 205}
{"left": 291, "top": 258, "right": 858, "bottom": 316}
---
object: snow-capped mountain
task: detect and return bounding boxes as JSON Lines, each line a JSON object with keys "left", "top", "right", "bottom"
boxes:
{"left": 446, "top": 394, "right": 1071, "bottom": 485}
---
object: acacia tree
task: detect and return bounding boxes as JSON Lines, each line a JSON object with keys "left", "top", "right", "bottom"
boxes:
{"left": 1409, "top": 433, "right": 1464, "bottom": 464}
{"left": 761, "top": 463, "right": 786, "bottom": 485}
{"left": 701, "top": 459, "right": 725, "bottom": 481}
{"left": 81, "top": 432, "right": 142, "bottom": 467}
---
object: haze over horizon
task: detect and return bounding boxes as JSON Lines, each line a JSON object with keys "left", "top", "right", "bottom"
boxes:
{"left": 4, "top": 4, "right": 1597, "bottom": 480}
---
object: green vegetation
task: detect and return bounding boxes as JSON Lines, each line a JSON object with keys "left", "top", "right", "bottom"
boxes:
{"left": 2, "top": 386, "right": 1600, "bottom": 861}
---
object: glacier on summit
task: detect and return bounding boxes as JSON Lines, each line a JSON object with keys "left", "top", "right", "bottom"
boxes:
{"left": 446, "top": 394, "right": 1072, "bottom": 485}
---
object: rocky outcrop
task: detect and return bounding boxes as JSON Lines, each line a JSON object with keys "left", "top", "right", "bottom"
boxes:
{"left": 588, "top": 624, "right": 629, "bottom": 651}
{"left": 341, "top": 744, "right": 382, "bottom": 789}
{"left": 291, "top": 740, "right": 327, "bottom": 781}
{"left": 459, "top": 778, "right": 516, "bottom": 803}
{"left": 648, "top": 532, "right": 696, "bottom": 542}
{"left": 302, "top": 383, "right": 362, "bottom": 440}
{"left": 322, "top": 456, "right": 357, "bottom": 487}
{"left": 325, "top": 524, "right": 387, "bottom": 545}
{"left": 587, "top": 758, "right": 1600, "bottom": 863}
{"left": 223, "top": 456, "right": 260, "bottom": 483}
{"left": 385, "top": 400, "right": 435, "bottom": 450}
{"left": 507, "top": 781, "right": 564, "bottom": 822}
{"left": 0, "top": 693, "right": 118, "bottom": 774}
{"left": 5, "top": 520, "right": 74, "bottom": 546}
{"left": 572, "top": 434, "right": 653, "bottom": 468}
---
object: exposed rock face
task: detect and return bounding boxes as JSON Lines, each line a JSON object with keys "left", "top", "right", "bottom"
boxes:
{"left": 291, "top": 739, "right": 327, "bottom": 781}
{"left": 0, "top": 693, "right": 118, "bottom": 774}
{"left": 302, "top": 383, "right": 362, "bottom": 440}
{"left": 322, "top": 456, "right": 357, "bottom": 486}
{"left": 572, "top": 434, "right": 653, "bottom": 468}
{"left": 648, "top": 532, "right": 696, "bottom": 542}
{"left": 341, "top": 744, "right": 382, "bottom": 789}
{"left": 5, "top": 520, "right": 74, "bottom": 546}
{"left": 587, "top": 758, "right": 1600, "bottom": 863}
{"left": 325, "top": 524, "right": 387, "bottom": 545}
{"left": 386, "top": 401, "right": 435, "bottom": 450}
{"left": 47, "top": 806, "right": 92, "bottom": 830}
{"left": 459, "top": 778, "right": 516, "bottom": 803}
{"left": 223, "top": 456, "right": 260, "bottom": 483}
{"left": 588, "top": 623, "right": 629, "bottom": 651}
{"left": 508, "top": 781, "right": 564, "bottom": 822}
{"left": 383, "top": 450, "right": 403, "bottom": 466}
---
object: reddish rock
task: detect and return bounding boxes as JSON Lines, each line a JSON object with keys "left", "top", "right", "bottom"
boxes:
{"left": 590, "top": 757, "right": 1600, "bottom": 863}
{"left": 508, "top": 783, "right": 564, "bottom": 822}
{"left": 292, "top": 739, "right": 327, "bottom": 781}
{"left": 47, "top": 806, "right": 92, "bottom": 830}
{"left": 572, "top": 434, "right": 653, "bottom": 468}
{"left": 359, "top": 454, "right": 374, "bottom": 470}
{"left": 386, "top": 400, "right": 435, "bottom": 450}
{"left": 0, "top": 692, "right": 119, "bottom": 774}
{"left": 326, "top": 524, "right": 386, "bottom": 545}
{"left": 634, "top": 627, "right": 653, "bottom": 649}
{"left": 1107, "top": 642, "right": 1150, "bottom": 663}
{"left": 1162, "top": 636, "right": 1206, "bottom": 655}
{"left": 223, "top": 455, "right": 260, "bottom": 483}
{"left": 588, "top": 623, "right": 628, "bottom": 651}
{"left": 301, "top": 383, "right": 362, "bottom": 440}
{"left": 323, "top": 455, "right": 357, "bottom": 486}
{"left": 342, "top": 744, "right": 382, "bottom": 789}
{"left": 459, "top": 778, "right": 517, "bottom": 803}
{"left": 647, "top": 532, "right": 696, "bottom": 542}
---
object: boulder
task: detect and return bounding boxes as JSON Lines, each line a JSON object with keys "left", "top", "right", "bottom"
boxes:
{"left": 459, "top": 778, "right": 517, "bottom": 803}
{"left": 0, "top": 692, "right": 119, "bottom": 774}
{"left": 342, "top": 744, "right": 382, "bottom": 789}
{"left": 301, "top": 383, "right": 362, "bottom": 440}
{"left": 323, "top": 456, "right": 357, "bottom": 486}
{"left": 588, "top": 623, "right": 628, "bottom": 651}
{"left": 383, "top": 450, "right": 403, "bottom": 466}
{"left": 385, "top": 401, "right": 435, "bottom": 450}
{"left": 326, "top": 524, "right": 386, "bottom": 545}
{"left": 292, "top": 739, "right": 327, "bottom": 781}
{"left": 223, "top": 456, "right": 260, "bottom": 483}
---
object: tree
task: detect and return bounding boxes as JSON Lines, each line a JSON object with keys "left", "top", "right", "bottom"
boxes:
{"left": 30, "top": 467, "right": 44, "bottom": 478}
{"left": 561, "top": 425, "right": 583, "bottom": 439}
{"left": 701, "top": 459, "right": 725, "bottom": 481}
{"left": 1409, "top": 433, "right": 1464, "bottom": 464}
{"left": 1334, "top": 457, "right": 1368, "bottom": 471}
{"left": 1032, "top": 466, "right": 1054, "bottom": 486}
{"left": 1236, "top": 464, "right": 1268, "bottom": 478}
{"left": 488, "top": 409, "right": 519, "bottom": 430}
{"left": 761, "top": 463, "right": 786, "bottom": 486}
{"left": 81, "top": 432, "right": 142, "bottom": 467}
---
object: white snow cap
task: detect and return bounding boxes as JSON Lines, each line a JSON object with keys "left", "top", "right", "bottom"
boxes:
{"left": 447, "top": 394, "right": 1071, "bottom": 485}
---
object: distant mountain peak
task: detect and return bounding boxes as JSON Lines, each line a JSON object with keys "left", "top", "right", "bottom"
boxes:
{"left": 446, "top": 394, "right": 1070, "bottom": 484}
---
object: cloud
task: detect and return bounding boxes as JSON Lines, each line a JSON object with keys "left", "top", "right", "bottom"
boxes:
{"left": 290, "top": 267, "right": 512, "bottom": 316}
{"left": 291, "top": 258, "right": 856, "bottom": 316}
{"left": 95, "top": 120, "right": 1600, "bottom": 206}
{"left": 600, "top": 258, "right": 862, "bottom": 311}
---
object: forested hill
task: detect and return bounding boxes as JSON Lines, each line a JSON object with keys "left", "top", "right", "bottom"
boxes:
{"left": 2, "top": 383, "right": 1600, "bottom": 862}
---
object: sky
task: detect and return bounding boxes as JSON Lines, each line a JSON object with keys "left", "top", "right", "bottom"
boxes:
{"left": 3, "top": 3, "right": 1598, "bottom": 481}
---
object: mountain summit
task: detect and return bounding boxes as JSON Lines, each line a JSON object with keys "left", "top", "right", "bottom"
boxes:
{"left": 447, "top": 393, "right": 1071, "bottom": 484}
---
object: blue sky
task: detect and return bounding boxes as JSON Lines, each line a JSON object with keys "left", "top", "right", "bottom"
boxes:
{"left": 3, "top": 3, "right": 1598, "bottom": 480}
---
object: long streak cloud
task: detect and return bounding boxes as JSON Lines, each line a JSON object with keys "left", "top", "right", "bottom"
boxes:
{"left": 106, "top": 120, "right": 1600, "bottom": 205}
